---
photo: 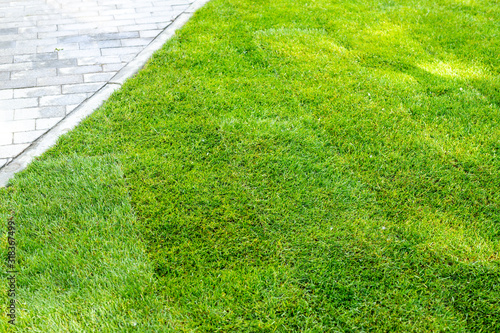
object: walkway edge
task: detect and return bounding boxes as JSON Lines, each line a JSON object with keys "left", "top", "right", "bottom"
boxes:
{"left": 0, "top": 0, "right": 211, "bottom": 188}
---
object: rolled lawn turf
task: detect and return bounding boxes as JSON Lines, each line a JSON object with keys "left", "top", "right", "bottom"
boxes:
{"left": 1, "top": 0, "right": 499, "bottom": 331}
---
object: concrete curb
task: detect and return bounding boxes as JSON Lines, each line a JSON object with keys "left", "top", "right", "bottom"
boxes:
{"left": 0, "top": 0, "right": 210, "bottom": 187}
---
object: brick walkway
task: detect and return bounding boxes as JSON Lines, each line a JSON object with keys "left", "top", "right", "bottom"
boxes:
{"left": 0, "top": 0, "right": 201, "bottom": 170}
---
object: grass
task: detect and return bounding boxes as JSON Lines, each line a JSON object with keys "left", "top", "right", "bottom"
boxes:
{"left": 1, "top": 0, "right": 499, "bottom": 331}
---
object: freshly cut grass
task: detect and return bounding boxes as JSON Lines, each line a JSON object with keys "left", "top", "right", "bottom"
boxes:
{"left": 0, "top": 156, "right": 171, "bottom": 332}
{"left": 2, "top": 0, "right": 500, "bottom": 331}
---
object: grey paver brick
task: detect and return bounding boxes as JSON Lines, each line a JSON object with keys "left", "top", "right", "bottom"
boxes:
{"left": 83, "top": 72, "right": 116, "bottom": 83}
{"left": 120, "top": 54, "right": 137, "bottom": 62}
{"left": 92, "top": 31, "right": 140, "bottom": 41}
{"left": 121, "top": 38, "right": 154, "bottom": 47}
{"left": 11, "top": 68, "right": 57, "bottom": 80}
{"left": 39, "top": 93, "right": 87, "bottom": 107}
{"left": 13, "top": 86, "right": 60, "bottom": 99}
{"left": 38, "top": 30, "right": 90, "bottom": 39}
{"left": 0, "top": 110, "right": 14, "bottom": 121}
{"left": 101, "top": 46, "right": 142, "bottom": 56}
{"left": 0, "top": 41, "right": 15, "bottom": 48}
{"left": 0, "top": 98, "right": 38, "bottom": 110}
{"left": 18, "top": 26, "right": 57, "bottom": 34}
{"left": 15, "top": 106, "right": 66, "bottom": 120}
{"left": 0, "top": 28, "right": 17, "bottom": 35}
{"left": 37, "top": 43, "right": 80, "bottom": 53}
{"left": 102, "top": 63, "right": 124, "bottom": 72}
{"left": 36, "top": 117, "right": 63, "bottom": 130}
{"left": 62, "top": 82, "right": 105, "bottom": 94}
{"left": 0, "top": 62, "right": 33, "bottom": 71}
{"left": 0, "top": 55, "right": 13, "bottom": 64}
{"left": 16, "top": 38, "right": 58, "bottom": 48}
{"left": 58, "top": 35, "right": 92, "bottom": 44}
{"left": 58, "top": 65, "right": 102, "bottom": 75}
{"left": 33, "top": 59, "right": 77, "bottom": 69}
{"left": 0, "top": 79, "right": 37, "bottom": 90}
{"left": 1, "top": 120, "right": 36, "bottom": 132}
{"left": 0, "top": 132, "right": 12, "bottom": 146}
{"left": 0, "top": 46, "right": 37, "bottom": 56}
{"left": 0, "top": 90, "right": 13, "bottom": 100}
{"left": 14, "top": 53, "right": 57, "bottom": 63}
{"left": 57, "top": 49, "right": 102, "bottom": 60}
{"left": 37, "top": 75, "right": 83, "bottom": 86}
{"left": 0, "top": 0, "right": 202, "bottom": 176}
{"left": 139, "top": 29, "right": 163, "bottom": 38}
{"left": 14, "top": 130, "right": 48, "bottom": 144}
{"left": 136, "top": 15, "right": 178, "bottom": 25}
{"left": 77, "top": 56, "right": 121, "bottom": 66}
{"left": 119, "top": 24, "right": 158, "bottom": 33}
{"left": 57, "top": 23, "right": 101, "bottom": 31}
{"left": 0, "top": 144, "right": 30, "bottom": 158}
{"left": 79, "top": 40, "right": 121, "bottom": 49}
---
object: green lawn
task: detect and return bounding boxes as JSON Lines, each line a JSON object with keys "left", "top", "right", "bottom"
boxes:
{"left": 1, "top": 0, "right": 499, "bottom": 331}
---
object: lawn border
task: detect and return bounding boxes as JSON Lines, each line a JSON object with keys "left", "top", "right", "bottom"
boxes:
{"left": 0, "top": 0, "right": 211, "bottom": 188}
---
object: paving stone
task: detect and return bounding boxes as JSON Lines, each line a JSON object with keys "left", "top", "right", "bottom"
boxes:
{"left": 37, "top": 43, "right": 80, "bottom": 53}
{"left": 139, "top": 29, "right": 164, "bottom": 38}
{"left": 36, "top": 117, "right": 63, "bottom": 130}
{"left": 0, "top": 98, "right": 38, "bottom": 110}
{"left": 0, "top": 132, "right": 13, "bottom": 146}
{"left": 121, "top": 38, "right": 154, "bottom": 47}
{"left": 0, "top": 144, "right": 30, "bottom": 158}
{"left": 16, "top": 38, "right": 58, "bottom": 48}
{"left": 0, "top": 0, "right": 202, "bottom": 175}
{"left": 0, "top": 28, "right": 18, "bottom": 35}
{"left": 33, "top": 59, "right": 77, "bottom": 69}
{"left": 11, "top": 68, "right": 57, "bottom": 80}
{"left": 0, "top": 41, "right": 15, "bottom": 48}
{"left": 57, "top": 49, "right": 102, "bottom": 60}
{"left": 58, "top": 65, "right": 102, "bottom": 75}
{"left": 0, "top": 90, "right": 14, "bottom": 100}
{"left": 0, "top": 55, "right": 13, "bottom": 64}
{"left": 58, "top": 35, "right": 92, "bottom": 44}
{"left": 0, "top": 62, "right": 33, "bottom": 71}
{"left": 0, "top": 46, "right": 37, "bottom": 56}
{"left": 92, "top": 31, "right": 140, "bottom": 41}
{"left": 79, "top": 40, "right": 121, "bottom": 49}
{"left": 62, "top": 82, "right": 105, "bottom": 94}
{"left": 0, "top": 79, "right": 37, "bottom": 90}
{"left": 18, "top": 26, "right": 57, "bottom": 34}
{"left": 102, "top": 63, "right": 124, "bottom": 72}
{"left": 77, "top": 56, "right": 122, "bottom": 66}
{"left": 37, "top": 75, "right": 83, "bottom": 86}
{"left": 0, "top": 110, "right": 14, "bottom": 122}
{"left": 83, "top": 72, "right": 116, "bottom": 83}
{"left": 39, "top": 93, "right": 87, "bottom": 107}
{"left": 14, "top": 52, "right": 57, "bottom": 63}
{"left": 119, "top": 24, "right": 158, "bottom": 33}
{"left": 13, "top": 86, "right": 61, "bottom": 99}
{"left": 1, "top": 120, "right": 36, "bottom": 132}
{"left": 13, "top": 130, "right": 48, "bottom": 144}
{"left": 101, "top": 46, "right": 142, "bottom": 56}
{"left": 15, "top": 106, "right": 66, "bottom": 120}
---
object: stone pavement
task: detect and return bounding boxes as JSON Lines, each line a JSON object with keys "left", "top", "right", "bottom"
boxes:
{"left": 0, "top": 0, "right": 208, "bottom": 184}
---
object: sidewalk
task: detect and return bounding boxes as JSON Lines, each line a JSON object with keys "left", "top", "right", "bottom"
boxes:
{"left": 0, "top": 0, "right": 207, "bottom": 185}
